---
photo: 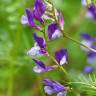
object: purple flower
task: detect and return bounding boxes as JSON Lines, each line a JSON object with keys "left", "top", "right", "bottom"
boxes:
{"left": 43, "top": 79, "right": 66, "bottom": 96}
{"left": 81, "top": 0, "right": 96, "bottom": 20}
{"left": 27, "top": 45, "right": 47, "bottom": 56}
{"left": 87, "top": 51, "right": 96, "bottom": 64}
{"left": 86, "top": 4, "right": 96, "bottom": 20}
{"left": 48, "top": 23, "right": 62, "bottom": 40}
{"left": 84, "top": 66, "right": 94, "bottom": 73}
{"left": 81, "top": 33, "right": 96, "bottom": 52}
{"left": 33, "top": 0, "right": 46, "bottom": 22}
{"left": 33, "top": 33, "right": 46, "bottom": 49}
{"left": 55, "top": 49, "right": 68, "bottom": 65}
{"left": 26, "top": 8, "right": 42, "bottom": 30}
{"left": 21, "top": 8, "right": 42, "bottom": 30}
{"left": 59, "top": 11, "right": 64, "bottom": 30}
{"left": 27, "top": 45, "right": 41, "bottom": 56}
{"left": 33, "top": 59, "right": 55, "bottom": 73}
{"left": 27, "top": 33, "right": 47, "bottom": 56}
{"left": 21, "top": 0, "right": 46, "bottom": 30}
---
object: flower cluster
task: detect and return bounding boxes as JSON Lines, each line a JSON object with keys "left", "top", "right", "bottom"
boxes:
{"left": 21, "top": 0, "right": 96, "bottom": 95}
{"left": 21, "top": 0, "right": 68, "bottom": 95}
{"left": 81, "top": 0, "right": 96, "bottom": 20}
{"left": 81, "top": 33, "right": 96, "bottom": 73}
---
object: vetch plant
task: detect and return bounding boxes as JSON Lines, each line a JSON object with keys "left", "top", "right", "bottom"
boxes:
{"left": 21, "top": 0, "right": 96, "bottom": 95}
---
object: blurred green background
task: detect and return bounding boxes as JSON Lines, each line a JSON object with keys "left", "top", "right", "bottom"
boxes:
{"left": 0, "top": 0, "right": 96, "bottom": 96}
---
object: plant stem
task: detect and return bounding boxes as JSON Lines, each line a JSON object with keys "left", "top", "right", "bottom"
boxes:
{"left": 7, "top": 64, "right": 14, "bottom": 96}
{"left": 7, "top": 25, "right": 22, "bottom": 96}
{"left": 61, "top": 31, "right": 96, "bottom": 52}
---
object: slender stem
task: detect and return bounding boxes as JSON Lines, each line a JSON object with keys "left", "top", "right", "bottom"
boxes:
{"left": 61, "top": 31, "right": 96, "bottom": 52}
{"left": 7, "top": 64, "right": 14, "bottom": 96}
{"left": 47, "top": 52, "right": 70, "bottom": 80}
{"left": 7, "top": 25, "right": 21, "bottom": 96}
{"left": 60, "top": 66, "right": 69, "bottom": 77}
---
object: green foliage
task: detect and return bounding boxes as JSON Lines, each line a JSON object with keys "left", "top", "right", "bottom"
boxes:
{"left": 69, "top": 72, "right": 96, "bottom": 96}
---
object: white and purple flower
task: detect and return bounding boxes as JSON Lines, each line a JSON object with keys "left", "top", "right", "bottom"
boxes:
{"left": 33, "top": 0, "right": 46, "bottom": 22}
{"left": 81, "top": 0, "right": 96, "bottom": 20}
{"left": 32, "top": 59, "right": 55, "bottom": 73}
{"left": 33, "top": 33, "right": 46, "bottom": 49}
{"left": 81, "top": 33, "right": 96, "bottom": 52}
{"left": 21, "top": 0, "right": 46, "bottom": 30}
{"left": 55, "top": 49, "right": 68, "bottom": 65}
{"left": 48, "top": 23, "right": 62, "bottom": 40}
{"left": 27, "top": 33, "right": 47, "bottom": 56}
{"left": 43, "top": 79, "right": 67, "bottom": 96}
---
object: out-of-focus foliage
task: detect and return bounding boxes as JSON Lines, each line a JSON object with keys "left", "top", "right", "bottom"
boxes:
{"left": 0, "top": 0, "right": 96, "bottom": 96}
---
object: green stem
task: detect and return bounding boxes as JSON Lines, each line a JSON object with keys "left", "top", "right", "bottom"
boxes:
{"left": 59, "top": 66, "right": 69, "bottom": 78}
{"left": 7, "top": 64, "right": 14, "bottom": 96}
{"left": 47, "top": 53, "right": 69, "bottom": 80}
{"left": 62, "top": 31, "right": 96, "bottom": 52}
{"left": 7, "top": 25, "right": 22, "bottom": 96}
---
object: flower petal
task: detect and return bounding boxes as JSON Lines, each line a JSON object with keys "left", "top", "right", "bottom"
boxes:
{"left": 85, "top": 10, "right": 94, "bottom": 19}
{"left": 57, "top": 92, "right": 66, "bottom": 96}
{"left": 33, "top": 0, "right": 46, "bottom": 22}
{"left": 26, "top": 8, "right": 35, "bottom": 26}
{"left": 84, "top": 66, "right": 94, "bottom": 73}
{"left": 33, "top": 33, "right": 46, "bottom": 48}
{"left": 87, "top": 51, "right": 96, "bottom": 64}
{"left": 27, "top": 46, "right": 40, "bottom": 56}
{"left": 48, "top": 23, "right": 62, "bottom": 40}
{"left": 32, "top": 59, "right": 55, "bottom": 73}
{"left": 21, "top": 15, "right": 28, "bottom": 24}
{"left": 81, "top": 40, "right": 92, "bottom": 52}
{"left": 88, "top": 4, "right": 96, "bottom": 20}
{"left": 33, "top": 66, "right": 44, "bottom": 73}
{"left": 33, "top": 59, "right": 46, "bottom": 69}
{"left": 81, "top": 33, "right": 96, "bottom": 41}
{"left": 55, "top": 49, "right": 68, "bottom": 65}
{"left": 44, "top": 86, "right": 54, "bottom": 95}
{"left": 26, "top": 8, "right": 42, "bottom": 30}
{"left": 59, "top": 11, "right": 64, "bottom": 30}
{"left": 43, "top": 79, "right": 65, "bottom": 93}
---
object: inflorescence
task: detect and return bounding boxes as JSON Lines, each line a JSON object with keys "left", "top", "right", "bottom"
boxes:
{"left": 21, "top": 0, "right": 96, "bottom": 95}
